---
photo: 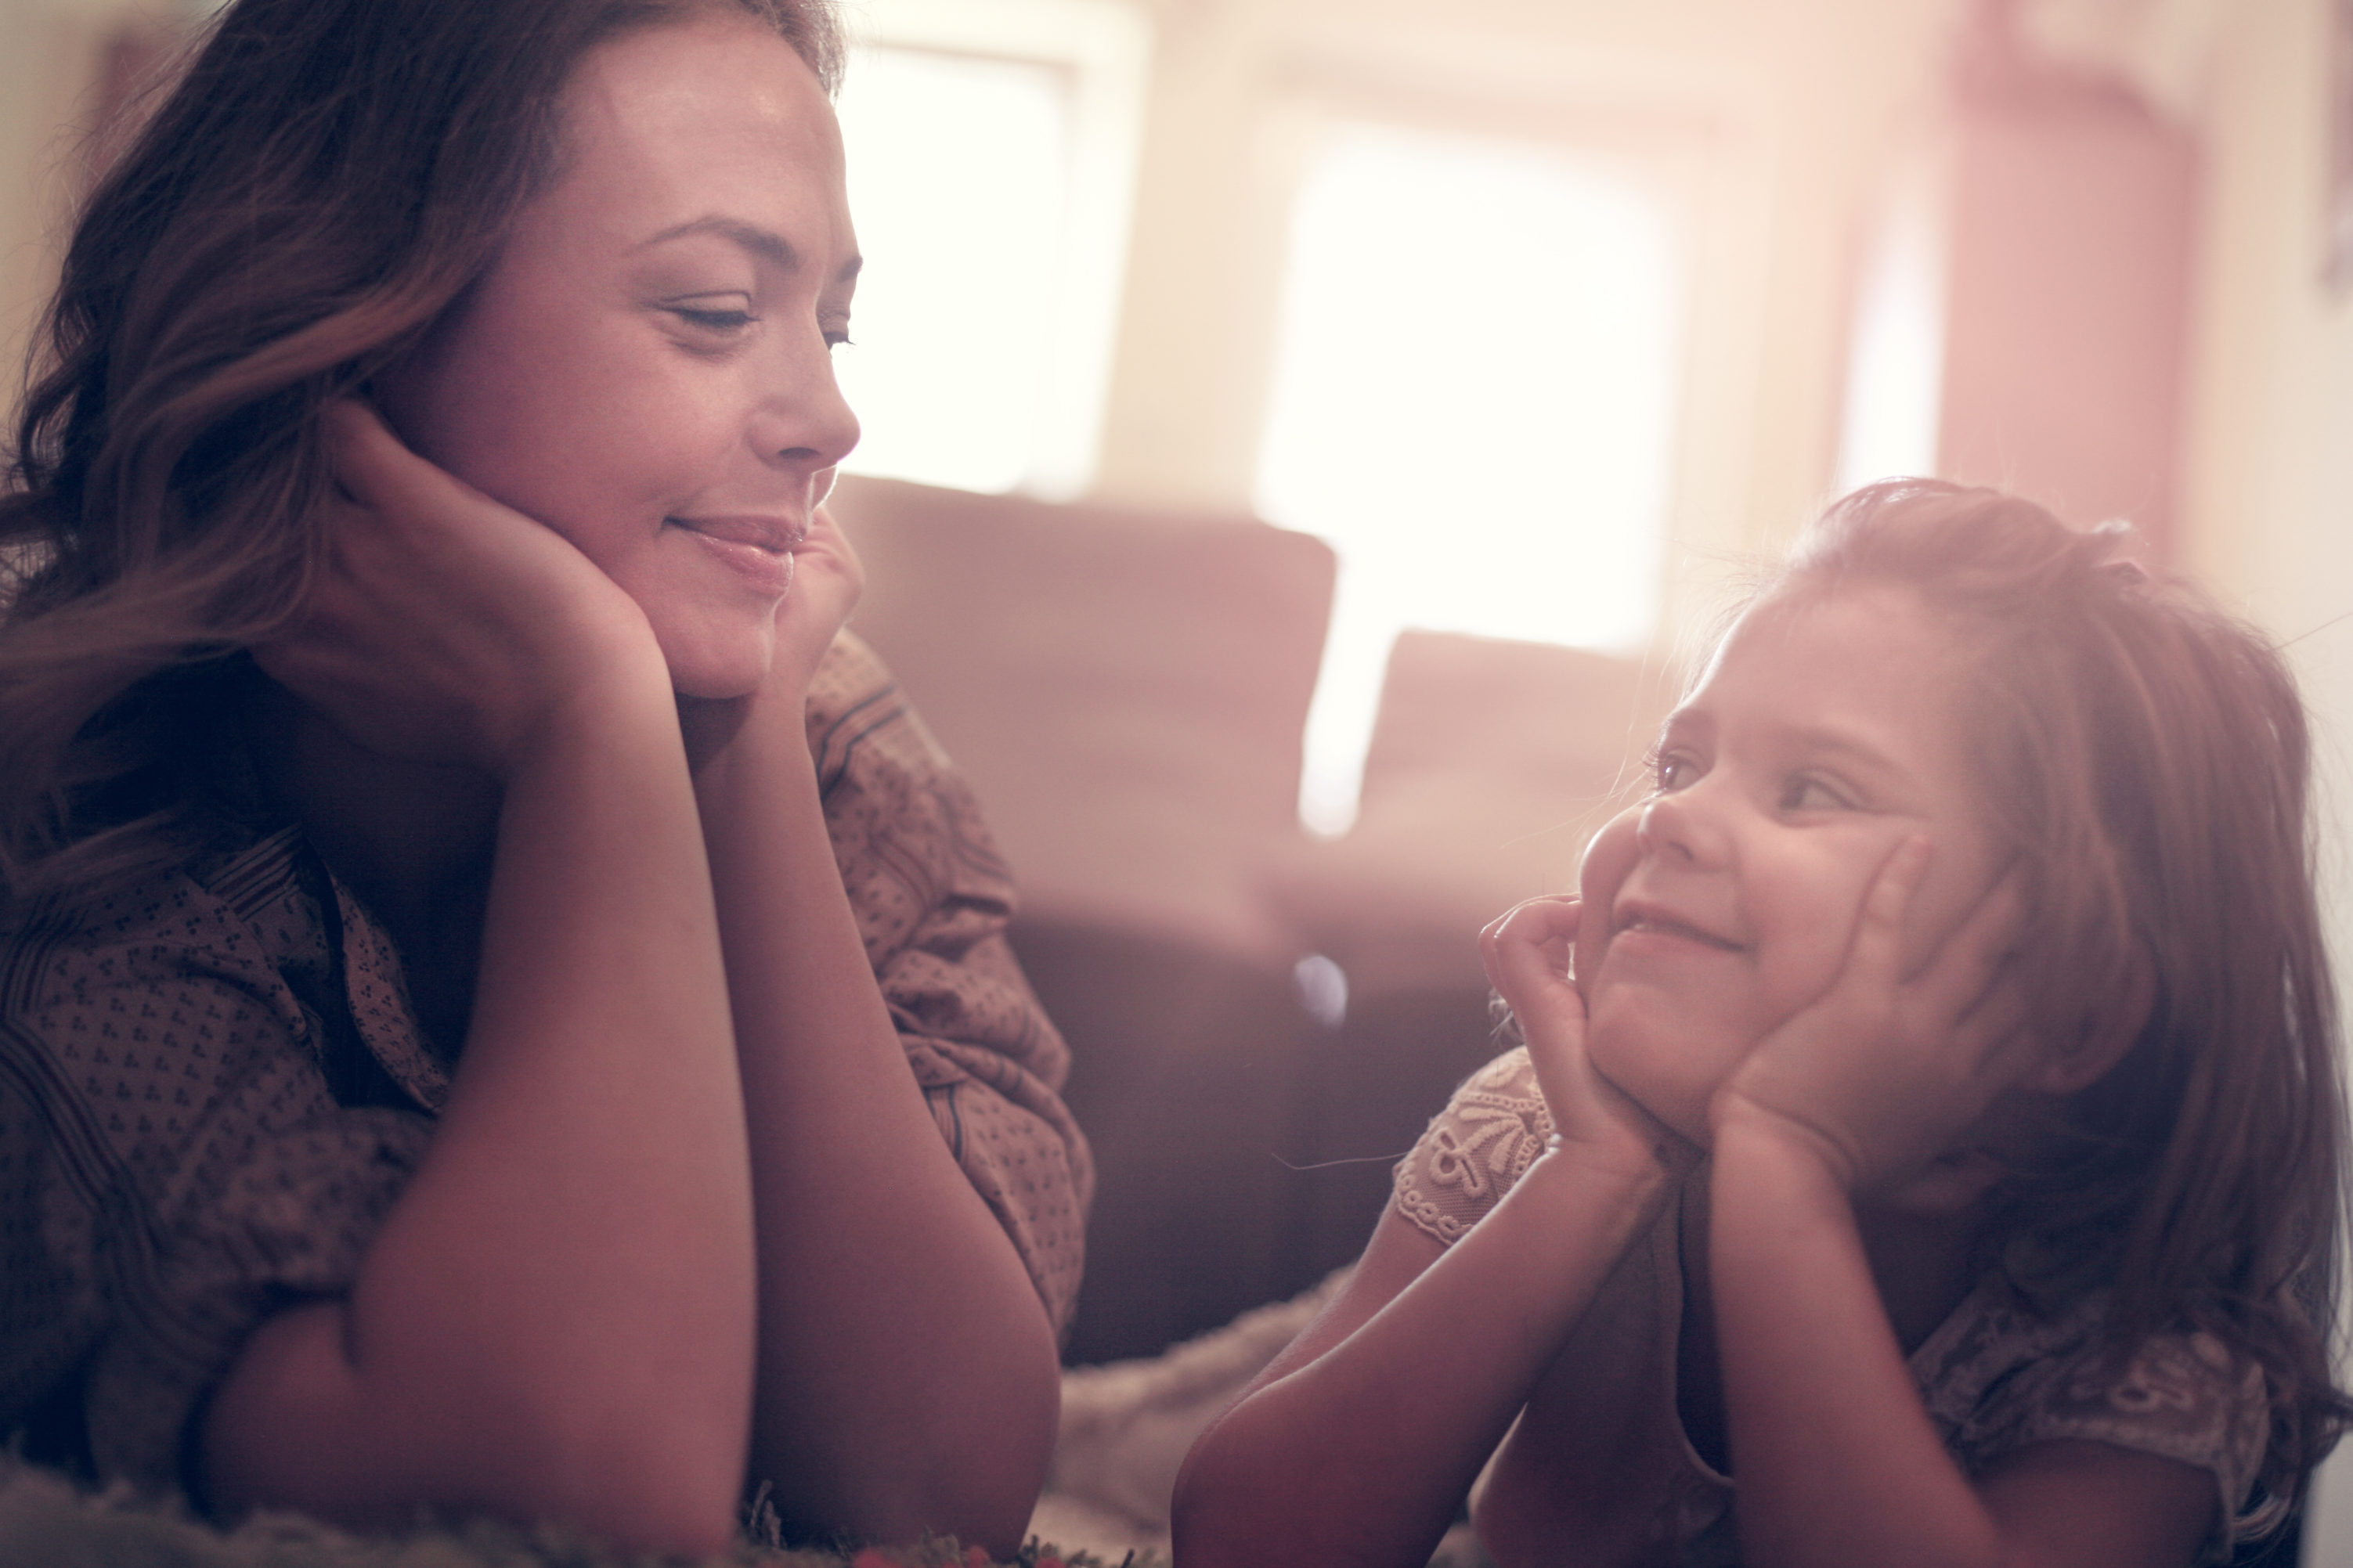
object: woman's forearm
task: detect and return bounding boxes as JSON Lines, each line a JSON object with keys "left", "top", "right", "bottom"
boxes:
{"left": 1172, "top": 1152, "right": 1669, "bottom": 1568}
{"left": 206, "top": 672, "right": 758, "bottom": 1553}
{"left": 692, "top": 706, "right": 1059, "bottom": 1556}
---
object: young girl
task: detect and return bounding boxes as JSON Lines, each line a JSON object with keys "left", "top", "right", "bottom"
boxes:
{"left": 1172, "top": 481, "right": 2347, "bottom": 1568}
{"left": 0, "top": 0, "right": 1087, "bottom": 1555}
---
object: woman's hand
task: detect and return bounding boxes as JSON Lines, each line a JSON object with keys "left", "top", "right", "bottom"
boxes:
{"left": 770, "top": 499, "right": 863, "bottom": 698}
{"left": 1482, "top": 895, "right": 1690, "bottom": 1182}
{"left": 1710, "top": 838, "right": 2034, "bottom": 1199}
{"left": 253, "top": 400, "right": 666, "bottom": 776}
{"left": 677, "top": 499, "right": 861, "bottom": 767}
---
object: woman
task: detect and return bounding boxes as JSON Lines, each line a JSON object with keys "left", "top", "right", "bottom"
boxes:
{"left": 0, "top": 0, "right": 1090, "bottom": 1555}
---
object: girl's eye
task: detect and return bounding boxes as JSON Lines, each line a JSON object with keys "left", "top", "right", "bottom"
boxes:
{"left": 1652, "top": 750, "right": 1698, "bottom": 792}
{"left": 1779, "top": 775, "right": 1850, "bottom": 812}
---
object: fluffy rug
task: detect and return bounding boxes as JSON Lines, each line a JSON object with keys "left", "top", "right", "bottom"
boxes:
{"left": 2, "top": 1267, "right": 1493, "bottom": 1568}
{"left": 1027, "top": 1270, "right": 1349, "bottom": 1559}
{"left": 0, "top": 1455, "right": 1144, "bottom": 1568}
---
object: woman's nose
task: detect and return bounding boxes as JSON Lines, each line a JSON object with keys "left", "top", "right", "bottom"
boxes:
{"left": 751, "top": 331, "right": 861, "bottom": 473}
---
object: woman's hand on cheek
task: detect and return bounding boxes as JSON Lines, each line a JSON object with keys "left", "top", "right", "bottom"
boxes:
{"left": 771, "top": 501, "right": 862, "bottom": 697}
{"left": 253, "top": 400, "right": 666, "bottom": 776}
{"left": 1483, "top": 896, "right": 1690, "bottom": 1183}
{"left": 1710, "top": 837, "right": 2035, "bottom": 1199}
{"left": 677, "top": 501, "right": 861, "bottom": 766}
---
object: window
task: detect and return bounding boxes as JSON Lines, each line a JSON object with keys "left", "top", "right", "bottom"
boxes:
{"left": 1255, "top": 121, "right": 1687, "bottom": 834}
{"left": 1835, "top": 170, "right": 1947, "bottom": 495}
{"left": 832, "top": 0, "right": 1148, "bottom": 498}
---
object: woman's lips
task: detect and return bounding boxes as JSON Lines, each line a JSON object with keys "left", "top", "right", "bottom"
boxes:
{"left": 666, "top": 514, "right": 803, "bottom": 595}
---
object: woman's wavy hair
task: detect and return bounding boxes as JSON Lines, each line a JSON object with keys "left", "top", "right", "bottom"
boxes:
{"left": 1766, "top": 479, "right": 2348, "bottom": 1512}
{"left": 0, "top": 0, "right": 841, "bottom": 903}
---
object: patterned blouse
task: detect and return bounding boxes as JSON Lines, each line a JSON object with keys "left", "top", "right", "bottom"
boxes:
{"left": 1392, "top": 1047, "right": 2272, "bottom": 1566}
{"left": 0, "top": 632, "right": 1092, "bottom": 1494}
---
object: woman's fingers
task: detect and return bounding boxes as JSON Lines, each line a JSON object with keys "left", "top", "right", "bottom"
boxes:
{"left": 271, "top": 400, "right": 662, "bottom": 771}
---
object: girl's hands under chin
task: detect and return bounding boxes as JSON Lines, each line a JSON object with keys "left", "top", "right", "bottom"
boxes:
{"left": 254, "top": 399, "right": 667, "bottom": 776}
{"left": 1709, "top": 838, "right": 2035, "bottom": 1202}
{"left": 1482, "top": 896, "right": 1692, "bottom": 1184}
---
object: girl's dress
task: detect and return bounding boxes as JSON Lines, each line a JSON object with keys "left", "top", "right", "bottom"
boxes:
{"left": 1392, "top": 1047, "right": 2272, "bottom": 1567}
{"left": 0, "top": 631, "right": 1092, "bottom": 1496}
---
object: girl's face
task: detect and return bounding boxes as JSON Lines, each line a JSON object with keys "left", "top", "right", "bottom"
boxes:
{"left": 1572, "top": 584, "right": 2008, "bottom": 1142}
{"left": 381, "top": 10, "right": 860, "bottom": 699}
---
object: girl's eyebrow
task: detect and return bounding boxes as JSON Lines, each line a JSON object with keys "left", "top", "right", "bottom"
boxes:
{"left": 1781, "top": 723, "right": 1906, "bottom": 780}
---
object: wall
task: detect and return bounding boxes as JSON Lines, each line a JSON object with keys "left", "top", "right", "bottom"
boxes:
{"left": 2177, "top": 0, "right": 2353, "bottom": 1555}
{"left": 0, "top": 0, "right": 175, "bottom": 409}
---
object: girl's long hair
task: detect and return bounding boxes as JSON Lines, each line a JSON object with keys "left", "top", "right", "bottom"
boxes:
{"left": 1774, "top": 480, "right": 2349, "bottom": 1512}
{"left": 0, "top": 0, "right": 840, "bottom": 904}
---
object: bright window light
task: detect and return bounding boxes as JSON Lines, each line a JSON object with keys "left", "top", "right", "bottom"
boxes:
{"left": 1835, "top": 175, "right": 1947, "bottom": 495}
{"left": 831, "top": 0, "right": 1148, "bottom": 498}
{"left": 833, "top": 48, "right": 1070, "bottom": 496}
{"left": 1256, "top": 122, "right": 1684, "bottom": 835}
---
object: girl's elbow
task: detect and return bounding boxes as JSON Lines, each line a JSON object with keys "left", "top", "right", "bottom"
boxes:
{"left": 1169, "top": 1440, "right": 1268, "bottom": 1568}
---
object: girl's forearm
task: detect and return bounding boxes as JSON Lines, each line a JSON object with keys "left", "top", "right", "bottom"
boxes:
{"left": 692, "top": 708, "right": 1058, "bottom": 1557}
{"left": 1172, "top": 1152, "right": 1671, "bottom": 1568}
{"left": 208, "top": 672, "right": 758, "bottom": 1553}
{"left": 1709, "top": 1119, "right": 2005, "bottom": 1568}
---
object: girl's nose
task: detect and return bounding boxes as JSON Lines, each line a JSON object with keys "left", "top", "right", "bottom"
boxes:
{"left": 1635, "top": 786, "right": 1728, "bottom": 868}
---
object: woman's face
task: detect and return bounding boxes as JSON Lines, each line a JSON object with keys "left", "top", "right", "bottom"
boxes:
{"left": 381, "top": 10, "right": 860, "bottom": 699}
{"left": 1571, "top": 585, "right": 2008, "bottom": 1142}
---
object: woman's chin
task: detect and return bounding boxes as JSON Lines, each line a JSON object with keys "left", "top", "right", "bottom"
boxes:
{"left": 658, "top": 632, "right": 774, "bottom": 701}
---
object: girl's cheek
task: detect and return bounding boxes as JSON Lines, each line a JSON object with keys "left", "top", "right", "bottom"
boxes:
{"left": 1575, "top": 810, "right": 1642, "bottom": 907}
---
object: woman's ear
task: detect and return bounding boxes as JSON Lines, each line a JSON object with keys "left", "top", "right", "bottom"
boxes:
{"left": 2026, "top": 945, "right": 2155, "bottom": 1097}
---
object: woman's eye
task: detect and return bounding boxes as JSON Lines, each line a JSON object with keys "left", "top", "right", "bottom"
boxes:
{"left": 668, "top": 301, "right": 756, "bottom": 334}
{"left": 1779, "top": 776, "right": 1850, "bottom": 812}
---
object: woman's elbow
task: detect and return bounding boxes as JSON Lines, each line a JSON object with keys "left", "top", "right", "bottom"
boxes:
{"left": 204, "top": 1302, "right": 752, "bottom": 1555}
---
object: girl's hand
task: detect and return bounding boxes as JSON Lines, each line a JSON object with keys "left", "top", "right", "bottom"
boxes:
{"left": 254, "top": 400, "right": 666, "bottom": 775}
{"left": 1711, "top": 838, "right": 2034, "bottom": 1198}
{"left": 1481, "top": 896, "right": 1691, "bottom": 1182}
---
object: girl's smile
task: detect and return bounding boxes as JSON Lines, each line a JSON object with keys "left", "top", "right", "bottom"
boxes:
{"left": 1572, "top": 583, "right": 2008, "bottom": 1143}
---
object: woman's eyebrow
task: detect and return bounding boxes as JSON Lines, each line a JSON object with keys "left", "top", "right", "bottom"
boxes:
{"left": 637, "top": 216, "right": 864, "bottom": 286}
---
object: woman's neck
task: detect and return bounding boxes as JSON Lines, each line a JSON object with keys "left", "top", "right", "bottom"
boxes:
{"left": 240, "top": 678, "right": 501, "bottom": 935}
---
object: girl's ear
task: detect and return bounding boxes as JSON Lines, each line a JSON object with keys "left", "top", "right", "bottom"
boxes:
{"left": 2026, "top": 946, "right": 2156, "bottom": 1096}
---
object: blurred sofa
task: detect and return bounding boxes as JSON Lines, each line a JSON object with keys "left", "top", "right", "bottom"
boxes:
{"left": 831, "top": 475, "right": 1672, "bottom": 1364}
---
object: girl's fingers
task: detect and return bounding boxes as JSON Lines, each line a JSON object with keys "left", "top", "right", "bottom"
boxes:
{"left": 1481, "top": 896, "right": 1581, "bottom": 1003}
{"left": 1864, "top": 834, "right": 1932, "bottom": 932}
{"left": 1840, "top": 834, "right": 1931, "bottom": 991}
{"left": 1908, "top": 870, "right": 2025, "bottom": 1021}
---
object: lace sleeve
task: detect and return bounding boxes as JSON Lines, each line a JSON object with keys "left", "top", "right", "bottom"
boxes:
{"left": 1390, "top": 1045, "right": 1554, "bottom": 1247}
